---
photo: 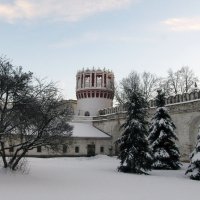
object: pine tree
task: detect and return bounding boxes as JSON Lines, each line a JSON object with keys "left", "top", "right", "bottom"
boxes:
{"left": 185, "top": 127, "right": 200, "bottom": 180}
{"left": 117, "top": 87, "right": 152, "bottom": 174}
{"left": 148, "top": 90, "right": 181, "bottom": 169}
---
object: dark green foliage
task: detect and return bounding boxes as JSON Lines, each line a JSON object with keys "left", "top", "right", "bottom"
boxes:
{"left": 186, "top": 128, "right": 200, "bottom": 180}
{"left": 117, "top": 86, "right": 152, "bottom": 174}
{"left": 155, "top": 89, "right": 165, "bottom": 107}
{"left": 148, "top": 90, "right": 181, "bottom": 170}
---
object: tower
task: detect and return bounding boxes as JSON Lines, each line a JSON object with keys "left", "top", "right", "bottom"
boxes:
{"left": 76, "top": 68, "right": 114, "bottom": 116}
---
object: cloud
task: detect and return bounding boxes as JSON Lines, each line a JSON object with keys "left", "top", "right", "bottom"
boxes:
{"left": 163, "top": 17, "right": 200, "bottom": 31}
{"left": 50, "top": 31, "right": 155, "bottom": 48}
{"left": 0, "top": 0, "right": 137, "bottom": 23}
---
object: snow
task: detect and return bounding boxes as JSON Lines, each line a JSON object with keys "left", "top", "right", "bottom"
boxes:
{"left": 131, "top": 119, "right": 141, "bottom": 128}
{"left": 192, "top": 152, "right": 200, "bottom": 162}
{"left": 0, "top": 156, "right": 199, "bottom": 200}
{"left": 156, "top": 107, "right": 168, "bottom": 112}
{"left": 159, "top": 118, "right": 167, "bottom": 126}
{"left": 154, "top": 148, "right": 170, "bottom": 158}
{"left": 70, "top": 122, "right": 110, "bottom": 138}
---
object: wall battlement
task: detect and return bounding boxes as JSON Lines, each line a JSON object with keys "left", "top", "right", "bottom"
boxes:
{"left": 98, "top": 91, "right": 200, "bottom": 116}
{"left": 149, "top": 90, "right": 200, "bottom": 107}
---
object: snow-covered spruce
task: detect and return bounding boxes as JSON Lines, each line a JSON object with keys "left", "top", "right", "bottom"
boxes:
{"left": 148, "top": 90, "right": 181, "bottom": 170}
{"left": 117, "top": 88, "right": 152, "bottom": 174}
{"left": 186, "top": 126, "right": 200, "bottom": 180}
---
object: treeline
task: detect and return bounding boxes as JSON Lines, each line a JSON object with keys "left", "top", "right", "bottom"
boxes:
{"left": 115, "top": 66, "right": 199, "bottom": 104}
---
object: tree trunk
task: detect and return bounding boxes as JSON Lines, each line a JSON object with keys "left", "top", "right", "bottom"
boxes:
{"left": 11, "top": 149, "right": 28, "bottom": 170}
{"left": 0, "top": 142, "right": 8, "bottom": 168}
{"left": 8, "top": 148, "right": 21, "bottom": 167}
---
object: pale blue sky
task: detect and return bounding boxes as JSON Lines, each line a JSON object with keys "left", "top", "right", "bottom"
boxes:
{"left": 0, "top": 0, "right": 200, "bottom": 99}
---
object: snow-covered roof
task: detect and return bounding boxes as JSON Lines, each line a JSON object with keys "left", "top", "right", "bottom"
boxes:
{"left": 70, "top": 122, "right": 111, "bottom": 138}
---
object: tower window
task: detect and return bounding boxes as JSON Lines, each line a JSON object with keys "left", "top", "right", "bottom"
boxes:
{"left": 85, "top": 76, "right": 90, "bottom": 87}
{"left": 81, "top": 74, "right": 83, "bottom": 88}
{"left": 92, "top": 73, "right": 94, "bottom": 87}
{"left": 104, "top": 74, "right": 106, "bottom": 87}
{"left": 97, "top": 76, "right": 102, "bottom": 87}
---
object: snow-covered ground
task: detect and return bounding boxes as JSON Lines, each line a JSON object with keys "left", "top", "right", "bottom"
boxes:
{"left": 0, "top": 156, "right": 199, "bottom": 200}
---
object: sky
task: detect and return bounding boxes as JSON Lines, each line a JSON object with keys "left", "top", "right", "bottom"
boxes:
{"left": 0, "top": 0, "right": 200, "bottom": 99}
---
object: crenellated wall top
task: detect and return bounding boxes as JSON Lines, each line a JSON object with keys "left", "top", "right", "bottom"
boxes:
{"left": 76, "top": 67, "right": 115, "bottom": 93}
{"left": 77, "top": 68, "right": 114, "bottom": 76}
{"left": 98, "top": 91, "right": 200, "bottom": 116}
{"left": 149, "top": 91, "right": 200, "bottom": 107}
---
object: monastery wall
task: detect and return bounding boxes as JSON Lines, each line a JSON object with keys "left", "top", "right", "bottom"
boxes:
{"left": 6, "top": 137, "right": 112, "bottom": 157}
{"left": 93, "top": 98, "right": 200, "bottom": 161}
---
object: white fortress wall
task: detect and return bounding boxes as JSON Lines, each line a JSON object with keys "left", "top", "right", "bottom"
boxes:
{"left": 93, "top": 98, "right": 200, "bottom": 161}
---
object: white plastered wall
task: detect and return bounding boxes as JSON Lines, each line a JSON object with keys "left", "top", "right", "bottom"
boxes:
{"left": 77, "top": 98, "right": 113, "bottom": 116}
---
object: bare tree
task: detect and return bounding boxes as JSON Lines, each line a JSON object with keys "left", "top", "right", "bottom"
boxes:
{"left": 167, "top": 69, "right": 180, "bottom": 95}
{"left": 115, "top": 71, "right": 159, "bottom": 105}
{"left": 179, "top": 66, "right": 198, "bottom": 93}
{"left": 141, "top": 72, "right": 160, "bottom": 100}
{"left": 157, "top": 78, "right": 171, "bottom": 97}
{"left": 165, "top": 66, "right": 199, "bottom": 96}
{"left": 0, "top": 57, "right": 73, "bottom": 170}
{"left": 115, "top": 71, "right": 141, "bottom": 105}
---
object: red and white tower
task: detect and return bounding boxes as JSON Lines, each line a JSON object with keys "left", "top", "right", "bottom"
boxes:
{"left": 76, "top": 68, "right": 114, "bottom": 116}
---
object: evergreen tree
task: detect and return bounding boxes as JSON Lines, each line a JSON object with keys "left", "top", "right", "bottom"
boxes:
{"left": 186, "top": 126, "right": 200, "bottom": 180}
{"left": 117, "top": 86, "right": 152, "bottom": 174}
{"left": 148, "top": 90, "right": 181, "bottom": 169}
